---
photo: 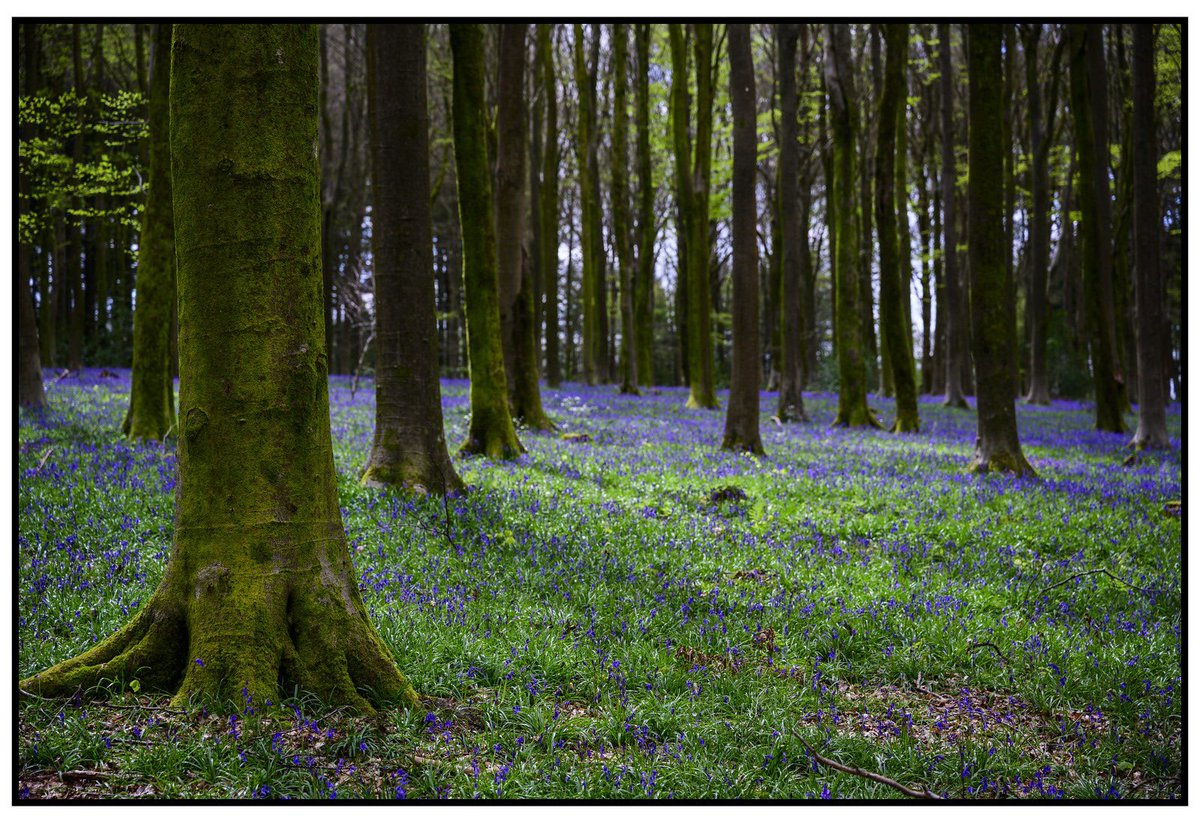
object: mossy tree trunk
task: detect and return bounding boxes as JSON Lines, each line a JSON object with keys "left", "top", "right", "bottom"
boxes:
{"left": 686, "top": 25, "right": 718, "bottom": 410}
{"left": 124, "top": 23, "right": 177, "bottom": 442}
{"left": 538, "top": 25, "right": 562, "bottom": 389}
{"left": 1068, "top": 24, "right": 1126, "bottom": 434}
{"left": 966, "top": 24, "right": 1035, "bottom": 478}
{"left": 495, "top": 24, "right": 553, "bottom": 430}
{"left": 775, "top": 23, "right": 807, "bottom": 423}
{"left": 612, "top": 24, "right": 639, "bottom": 396}
{"left": 451, "top": 24, "right": 524, "bottom": 461}
{"left": 22, "top": 25, "right": 421, "bottom": 714}
{"left": 722, "top": 24, "right": 764, "bottom": 455}
{"left": 18, "top": 24, "right": 47, "bottom": 410}
{"left": 362, "top": 24, "right": 464, "bottom": 495}
{"left": 1129, "top": 24, "right": 1170, "bottom": 450}
{"left": 876, "top": 24, "right": 920, "bottom": 433}
{"left": 633, "top": 24, "right": 655, "bottom": 387}
{"left": 825, "top": 24, "right": 878, "bottom": 428}
{"left": 938, "top": 24, "right": 970, "bottom": 409}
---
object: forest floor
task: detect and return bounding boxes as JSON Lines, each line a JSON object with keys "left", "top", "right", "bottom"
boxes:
{"left": 17, "top": 369, "right": 1182, "bottom": 800}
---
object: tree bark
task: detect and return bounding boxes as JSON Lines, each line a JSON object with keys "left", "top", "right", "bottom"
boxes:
{"left": 612, "top": 24, "right": 639, "bottom": 395}
{"left": 826, "top": 24, "right": 878, "bottom": 428}
{"left": 1022, "top": 25, "right": 1055, "bottom": 405}
{"left": 1129, "top": 24, "right": 1169, "bottom": 449}
{"left": 23, "top": 24, "right": 421, "bottom": 714}
{"left": 1068, "top": 24, "right": 1126, "bottom": 433}
{"left": 776, "top": 24, "right": 807, "bottom": 423}
{"left": 19, "top": 23, "right": 47, "bottom": 409}
{"left": 123, "top": 24, "right": 177, "bottom": 442}
{"left": 451, "top": 24, "right": 525, "bottom": 460}
{"left": 967, "top": 24, "right": 1035, "bottom": 477}
{"left": 722, "top": 24, "right": 764, "bottom": 454}
{"left": 537, "top": 25, "right": 562, "bottom": 388}
{"left": 634, "top": 24, "right": 655, "bottom": 387}
{"left": 876, "top": 24, "right": 920, "bottom": 433}
{"left": 939, "top": 24, "right": 969, "bottom": 408}
{"left": 362, "top": 24, "right": 464, "bottom": 494}
{"left": 573, "top": 25, "right": 600, "bottom": 386}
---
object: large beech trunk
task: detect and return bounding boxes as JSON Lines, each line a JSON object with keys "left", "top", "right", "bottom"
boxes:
{"left": 363, "top": 24, "right": 463, "bottom": 494}
{"left": 722, "top": 24, "right": 763, "bottom": 454}
{"left": 22, "top": 25, "right": 420, "bottom": 714}
{"left": 123, "top": 23, "right": 176, "bottom": 442}
{"left": 966, "top": 24, "right": 1035, "bottom": 477}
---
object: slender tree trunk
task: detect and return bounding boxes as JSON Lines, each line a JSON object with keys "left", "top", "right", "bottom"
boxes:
{"left": 612, "top": 24, "right": 639, "bottom": 395}
{"left": 722, "top": 24, "right": 764, "bottom": 454}
{"left": 826, "top": 24, "right": 878, "bottom": 427}
{"left": 451, "top": 24, "right": 524, "bottom": 460}
{"left": 634, "top": 24, "right": 655, "bottom": 387}
{"left": 363, "top": 24, "right": 464, "bottom": 494}
{"left": 876, "top": 24, "right": 920, "bottom": 433}
{"left": 1023, "top": 25, "right": 1052, "bottom": 404}
{"left": 23, "top": 24, "right": 421, "bottom": 714}
{"left": 864, "top": 25, "right": 882, "bottom": 392}
{"left": 967, "top": 24, "right": 1035, "bottom": 476}
{"left": 776, "top": 24, "right": 807, "bottom": 422}
{"left": 939, "top": 24, "right": 969, "bottom": 408}
{"left": 669, "top": 25, "right": 691, "bottom": 391}
{"left": 1129, "top": 24, "right": 1169, "bottom": 449}
{"left": 1068, "top": 24, "right": 1126, "bottom": 433}
{"left": 495, "top": 24, "right": 553, "bottom": 429}
{"left": 573, "top": 25, "right": 599, "bottom": 386}
{"left": 537, "top": 25, "right": 562, "bottom": 389}
{"left": 123, "top": 24, "right": 177, "bottom": 442}
{"left": 19, "top": 23, "right": 47, "bottom": 408}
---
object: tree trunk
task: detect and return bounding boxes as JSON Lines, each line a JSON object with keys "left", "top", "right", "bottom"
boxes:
{"left": 1068, "top": 24, "right": 1126, "bottom": 433}
{"left": 826, "top": 24, "right": 878, "bottom": 427}
{"left": 967, "top": 24, "right": 1035, "bottom": 477}
{"left": 451, "top": 24, "right": 524, "bottom": 460}
{"left": 669, "top": 25, "right": 691, "bottom": 390}
{"left": 776, "top": 24, "right": 807, "bottom": 423}
{"left": 1129, "top": 24, "right": 1169, "bottom": 449}
{"left": 124, "top": 24, "right": 177, "bottom": 442}
{"left": 19, "top": 23, "right": 47, "bottom": 409}
{"left": 876, "top": 24, "right": 920, "bottom": 433}
{"left": 23, "top": 25, "right": 421, "bottom": 714}
{"left": 573, "top": 25, "right": 599, "bottom": 386}
{"left": 722, "top": 24, "right": 763, "bottom": 454}
{"left": 1022, "top": 25, "right": 1053, "bottom": 405}
{"left": 363, "top": 24, "right": 464, "bottom": 494}
{"left": 612, "top": 24, "right": 639, "bottom": 395}
{"left": 634, "top": 24, "right": 655, "bottom": 387}
{"left": 938, "top": 24, "right": 969, "bottom": 408}
{"left": 537, "top": 25, "right": 562, "bottom": 389}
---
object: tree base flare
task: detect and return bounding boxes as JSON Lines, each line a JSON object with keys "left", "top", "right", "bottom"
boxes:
{"left": 21, "top": 534, "right": 420, "bottom": 716}
{"left": 968, "top": 447, "right": 1037, "bottom": 478}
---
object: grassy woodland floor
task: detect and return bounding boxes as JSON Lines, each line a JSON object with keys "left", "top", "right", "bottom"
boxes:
{"left": 17, "top": 369, "right": 1182, "bottom": 800}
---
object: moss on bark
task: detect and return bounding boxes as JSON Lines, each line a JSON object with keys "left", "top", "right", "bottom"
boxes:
{"left": 124, "top": 23, "right": 177, "bottom": 443}
{"left": 22, "top": 25, "right": 420, "bottom": 714}
{"left": 451, "top": 24, "right": 524, "bottom": 462}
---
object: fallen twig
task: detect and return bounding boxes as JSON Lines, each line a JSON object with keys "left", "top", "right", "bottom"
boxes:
{"left": 792, "top": 730, "right": 945, "bottom": 800}
{"left": 1026, "top": 568, "right": 1175, "bottom": 604}
{"left": 37, "top": 448, "right": 56, "bottom": 470}
{"left": 967, "top": 641, "right": 1013, "bottom": 667}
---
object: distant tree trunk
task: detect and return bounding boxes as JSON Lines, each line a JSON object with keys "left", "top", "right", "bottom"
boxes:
{"left": 876, "top": 24, "right": 920, "bottom": 433}
{"left": 826, "top": 24, "right": 878, "bottom": 427}
{"left": 495, "top": 24, "right": 552, "bottom": 429}
{"left": 681, "top": 24, "right": 718, "bottom": 410}
{"left": 612, "top": 24, "right": 639, "bottom": 395}
{"left": 634, "top": 24, "right": 655, "bottom": 387}
{"left": 24, "top": 24, "right": 421, "bottom": 714}
{"left": 938, "top": 24, "right": 968, "bottom": 408}
{"left": 67, "top": 24, "right": 85, "bottom": 372}
{"left": 538, "top": 25, "right": 562, "bottom": 388}
{"left": 967, "top": 24, "right": 1035, "bottom": 477}
{"left": 362, "top": 24, "right": 464, "bottom": 494}
{"left": 573, "top": 24, "right": 600, "bottom": 386}
{"left": 722, "top": 23, "right": 764, "bottom": 454}
{"left": 450, "top": 24, "right": 524, "bottom": 460}
{"left": 1129, "top": 24, "right": 1169, "bottom": 450}
{"left": 123, "top": 24, "right": 177, "bottom": 442}
{"left": 19, "top": 23, "right": 47, "bottom": 409}
{"left": 864, "top": 25, "right": 882, "bottom": 392}
{"left": 1068, "top": 24, "right": 1126, "bottom": 433}
{"left": 670, "top": 25, "right": 691, "bottom": 391}
{"left": 1023, "top": 25, "right": 1053, "bottom": 404}
{"left": 776, "top": 23, "right": 807, "bottom": 423}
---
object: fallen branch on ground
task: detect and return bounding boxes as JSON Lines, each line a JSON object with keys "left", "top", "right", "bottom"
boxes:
{"left": 1026, "top": 568, "right": 1175, "bottom": 605}
{"left": 792, "top": 730, "right": 945, "bottom": 800}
